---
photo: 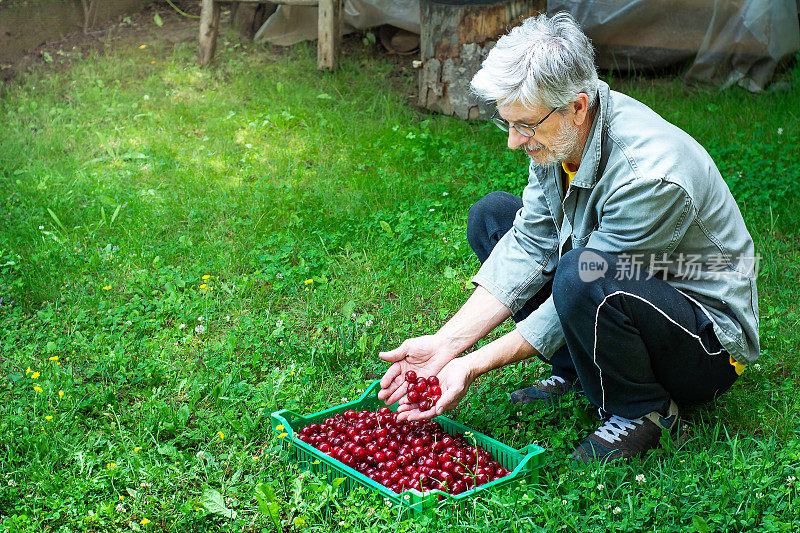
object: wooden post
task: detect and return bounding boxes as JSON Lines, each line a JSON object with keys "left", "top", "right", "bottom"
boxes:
{"left": 199, "top": 0, "right": 222, "bottom": 66}
{"left": 317, "top": 0, "right": 341, "bottom": 70}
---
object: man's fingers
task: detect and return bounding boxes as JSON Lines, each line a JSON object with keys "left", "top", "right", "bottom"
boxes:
{"left": 433, "top": 387, "right": 459, "bottom": 416}
{"left": 379, "top": 363, "right": 402, "bottom": 392}
{"left": 385, "top": 381, "right": 411, "bottom": 406}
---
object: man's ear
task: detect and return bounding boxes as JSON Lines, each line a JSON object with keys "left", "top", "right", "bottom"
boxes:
{"left": 571, "top": 93, "right": 590, "bottom": 126}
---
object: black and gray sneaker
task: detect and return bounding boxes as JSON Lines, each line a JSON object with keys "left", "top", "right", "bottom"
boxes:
{"left": 572, "top": 400, "right": 681, "bottom": 463}
{"left": 509, "top": 375, "right": 580, "bottom": 404}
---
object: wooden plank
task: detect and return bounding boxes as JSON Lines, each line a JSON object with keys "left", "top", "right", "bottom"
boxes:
{"left": 198, "top": 0, "right": 222, "bottom": 66}
{"left": 317, "top": 0, "right": 341, "bottom": 70}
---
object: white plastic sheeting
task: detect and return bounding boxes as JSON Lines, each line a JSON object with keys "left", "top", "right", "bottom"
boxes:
{"left": 549, "top": 0, "right": 800, "bottom": 91}
{"left": 254, "top": 0, "right": 420, "bottom": 46}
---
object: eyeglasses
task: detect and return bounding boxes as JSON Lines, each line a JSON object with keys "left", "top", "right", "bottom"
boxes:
{"left": 490, "top": 107, "right": 558, "bottom": 138}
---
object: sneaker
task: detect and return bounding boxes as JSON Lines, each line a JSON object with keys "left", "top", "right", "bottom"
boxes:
{"left": 509, "top": 375, "right": 580, "bottom": 404}
{"left": 572, "top": 400, "right": 681, "bottom": 463}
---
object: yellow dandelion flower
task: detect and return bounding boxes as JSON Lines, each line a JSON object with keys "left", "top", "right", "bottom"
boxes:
{"left": 289, "top": 370, "right": 295, "bottom": 376}
{"left": 41, "top": 428, "right": 45, "bottom": 432}
{"left": 134, "top": 446, "right": 141, "bottom": 452}
{"left": 58, "top": 390, "right": 64, "bottom": 398}
{"left": 57, "top": 362, "right": 61, "bottom": 366}
{"left": 217, "top": 431, "right": 224, "bottom": 441}
{"left": 202, "top": 275, "right": 211, "bottom": 280}
{"left": 140, "top": 518, "right": 150, "bottom": 525}
{"left": 107, "top": 462, "right": 117, "bottom": 470}
{"left": 278, "top": 432, "right": 288, "bottom": 439}
{"left": 33, "top": 386, "right": 43, "bottom": 393}
{"left": 31, "top": 372, "right": 40, "bottom": 379}
{"left": 304, "top": 278, "right": 314, "bottom": 285}
{"left": 103, "top": 286, "right": 112, "bottom": 290}
{"left": 252, "top": 455, "right": 260, "bottom": 462}
{"left": 138, "top": 45, "right": 147, "bottom": 50}
{"left": 200, "top": 284, "right": 207, "bottom": 289}
{"left": 119, "top": 495, "right": 125, "bottom": 501}
{"left": 45, "top": 416, "right": 53, "bottom": 421}
{"left": 275, "top": 424, "right": 285, "bottom": 431}
{"left": 49, "top": 356, "right": 59, "bottom": 361}
{"left": 25, "top": 367, "right": 32, "bottom": 375}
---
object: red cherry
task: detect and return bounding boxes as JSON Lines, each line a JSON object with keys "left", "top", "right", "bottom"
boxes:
{"left": 429, "top": 385, "right": 441, "bottom": 396}
{"left": 419, "top": 399, "right": 431, "bottom": 411}
{"left": 407, "top": 390, "right": 421, "bottom": 403}
{"left": 405, "top": 370, "right": 417, "bottom": 383}
{"left": 427, "top": 376, "right": 439, "bottom": 386}
{"left": 415, "top": 381, "right": 427, "bottom": 394}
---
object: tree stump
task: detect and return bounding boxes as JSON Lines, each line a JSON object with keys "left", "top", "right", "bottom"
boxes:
{"left": 418, "top": 0, "right": 546, "bottom": 120}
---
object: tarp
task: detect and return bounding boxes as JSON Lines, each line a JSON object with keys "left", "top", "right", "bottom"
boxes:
{"left": 254, "top": 0, "right": 420, "bottom": 46}
{"left": 255, "top": 0, "right": 800, "bottom": 91}
{"left": 549, "top": 0, "right": 800, "bottom": 91}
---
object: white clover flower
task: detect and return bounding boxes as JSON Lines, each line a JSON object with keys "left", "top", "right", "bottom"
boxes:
{"left": 753, "top": 363, "right": 762, "bottom": 371}
{"left": 340, "top": 397, "right": 348, "bottom": 403}
{"left": 596, "top": 484, "right": 604, "bottom": 490}
{"left": 561, "top": 499, "right": 567, "bottom": 505}
{"left": 276, "top": 273, "right": 284, "bottom": 279}
{"left": 39, "top": 225, "right": 45, "bottom": 230}
{"left": 365, "top": 320, "right": 373, "bottom": 327}
{"left": 635, "top": 474, "right": 646, "bottom": 485}
{"left": 125, "top": 320, "right": 132, "bottom": 326}
{"left": 429, "top": 208, "right": 435, "bottom": 212}
{"left": 143, "top": 94, "right": 149, "bottom": 100}
{"left": 755, "top": 492, "right": 764, "bottom": 499}
{"left": 442, "top": 192, "right": 449, "bottom": 196}
{"left": 197, "top": 316, "right": 204, "bottom": 322}
{"left": 787, "top": 476, "right": 797, "bottom": 487}
{"left": 777, "top": 128, "right": 783, "bottom": 135}
{"left": 604, "top": 503, "right": 612, "bottom": 510}
{"left": 276, "top": 320, "right": 284, "bottom": 328}
{"left": 116, "top": 504, "right": 125, "bottom": 512}
{"left": 225, "top": 315, "right": 230, "bottom": 322}
{"left": 196, "top": 451, "right": 205, "bottom": 458}
{"left": 195, "top": 324, "right": 205, "bottom": 334}
{"left": 613, "top": 506, "right": 622, "bottom": 515}
{"left": 179, "top": 323, "right": 186, "bottom": 330}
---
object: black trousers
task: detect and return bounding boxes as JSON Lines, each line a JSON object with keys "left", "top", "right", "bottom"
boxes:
{"left": 467, "top": 191, "right": 739, "bottom": 419}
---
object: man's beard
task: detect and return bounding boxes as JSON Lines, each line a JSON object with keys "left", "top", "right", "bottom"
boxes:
{"left": 524, "top": 119, "right": 581, "bottom": 167}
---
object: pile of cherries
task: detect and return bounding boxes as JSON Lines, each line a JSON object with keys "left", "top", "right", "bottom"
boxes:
{"left": 296, "top": 406, "right": 510, "bottom": 495}
{"left": 404, "top": 371, "right": 440, "bottom": 411}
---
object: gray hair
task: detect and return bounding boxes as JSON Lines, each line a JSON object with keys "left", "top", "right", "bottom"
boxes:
{"left": 470, "top": 12, "right": 599, "bottom": 111}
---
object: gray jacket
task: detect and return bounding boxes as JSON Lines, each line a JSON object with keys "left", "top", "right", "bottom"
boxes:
{"left": 473, "top": 80, "right": 759, "bottom": 364}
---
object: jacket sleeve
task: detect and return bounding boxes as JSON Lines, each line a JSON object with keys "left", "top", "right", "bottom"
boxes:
{"left": 472, "top": 170, "right": 561, "bottom": 357}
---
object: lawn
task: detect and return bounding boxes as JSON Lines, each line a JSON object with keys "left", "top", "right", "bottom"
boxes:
{"left": 1, "top": 15, "right": 799, "bottom": 533}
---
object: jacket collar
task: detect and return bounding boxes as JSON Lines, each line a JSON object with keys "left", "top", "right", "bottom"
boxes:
{"left": 567, "top": 80, "right": 610, "bottom": 189}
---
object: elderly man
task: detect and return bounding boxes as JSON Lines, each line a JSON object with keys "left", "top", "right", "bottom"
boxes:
{"left": 378, "top": 12, "right": 759, "bottom": 462}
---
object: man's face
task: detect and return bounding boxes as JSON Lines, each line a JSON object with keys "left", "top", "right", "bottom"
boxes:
{"left": 498, "top": 101, "right": 581, "bottom": 167}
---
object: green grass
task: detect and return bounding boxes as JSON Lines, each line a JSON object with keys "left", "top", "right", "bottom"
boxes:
{"left": 1, "top": 26, "right": 799, "bottom": 532}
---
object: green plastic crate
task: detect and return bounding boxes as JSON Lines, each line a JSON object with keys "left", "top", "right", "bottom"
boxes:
{"left": 270, "top": 379, "right": 547, "bottom": 514}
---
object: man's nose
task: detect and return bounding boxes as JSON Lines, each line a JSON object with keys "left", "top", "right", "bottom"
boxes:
{"left": 507, "top": 127, "right": 528, "bottom": 150}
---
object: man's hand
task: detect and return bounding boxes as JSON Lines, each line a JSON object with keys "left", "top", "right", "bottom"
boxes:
{"left": 377, "top": 335, "right": 457, "bottom": 406}
{"left": 395, "top": 355, "right": 475, "bottom": 422}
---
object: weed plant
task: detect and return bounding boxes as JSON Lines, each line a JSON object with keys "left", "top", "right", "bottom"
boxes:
{"left": 0, "top": 28, "right": 798, "bottom": 533}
